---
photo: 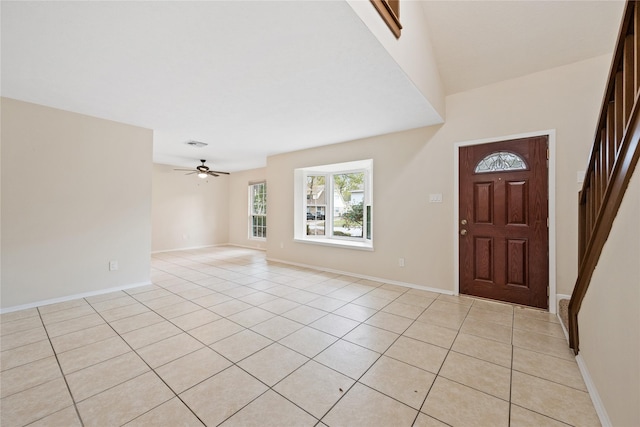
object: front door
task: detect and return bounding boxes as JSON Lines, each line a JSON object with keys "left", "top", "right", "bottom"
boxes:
{"left": 459, "top": 136, "right": 549, "bottom": 309}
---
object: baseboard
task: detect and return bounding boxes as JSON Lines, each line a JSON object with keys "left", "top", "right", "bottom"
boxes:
{"left": 576, "top": 354, "right": 612, "bottom": 427}
{"left": 0, "top": 281, "right": 152, "bottom": 314}
{"left": 266, "top": 257, "right": 454, "bottom": 296}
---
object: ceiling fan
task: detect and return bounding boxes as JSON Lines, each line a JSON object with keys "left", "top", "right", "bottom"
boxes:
{"left": 174, "top": 159, "right": 230, "bottom": 179}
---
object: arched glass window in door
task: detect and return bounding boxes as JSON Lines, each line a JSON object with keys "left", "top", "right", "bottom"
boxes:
{"left": 474, "top": 151, "right": 527, "bottom": 173}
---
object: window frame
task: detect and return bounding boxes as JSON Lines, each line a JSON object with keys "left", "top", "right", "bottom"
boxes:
{"left": 248, "top": 181, "right": 267, "bottom": 240}
{"left": 294, "top": 160, "right": 373, "bottom": 251}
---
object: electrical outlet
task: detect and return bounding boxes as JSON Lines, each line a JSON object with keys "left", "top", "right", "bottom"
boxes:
{"left": 398, "top": 258, "right": 405, "bottom": 267}
{"left": 109, "top": 260, "right": 118, "bottom": 271}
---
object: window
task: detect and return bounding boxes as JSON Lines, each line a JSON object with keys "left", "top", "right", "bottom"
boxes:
{"left": 295, "top": 160, "right": 373, "bottom": 250}
{"left": 371, "top": 0, "right": 402, "bottom": 38}
{"left": 475, "top": 151, "right": 527, "bottom": 173}
{"left": 249, "top": 182, "right": 266, "bottom": 239}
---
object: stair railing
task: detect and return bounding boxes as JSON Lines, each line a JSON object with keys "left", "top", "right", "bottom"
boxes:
{"left": 569, "top": 0, "right": 640, "bottom": 353}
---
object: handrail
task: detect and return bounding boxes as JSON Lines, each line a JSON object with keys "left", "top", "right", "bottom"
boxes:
{"left": 569, "top": 0, "right": 640, "bottom": 353}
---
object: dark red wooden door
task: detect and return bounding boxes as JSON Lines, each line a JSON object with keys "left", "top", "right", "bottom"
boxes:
{"left": 459, "top": 136, "right": 549, "bottom": 309}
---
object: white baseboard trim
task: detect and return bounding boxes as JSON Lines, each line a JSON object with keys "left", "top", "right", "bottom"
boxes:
{"left": 0, "top": 281, "right": 152, "bottom": 314}
{"left": 576, "top": 354, "right": 612, "bottom": 427}
{"left": 266, "top": 257, "right": 454, "bottom": 296}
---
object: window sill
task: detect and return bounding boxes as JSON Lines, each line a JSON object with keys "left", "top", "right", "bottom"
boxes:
{"left": 249, "top": 237, "right": 266, "bottom": 242}
{"left": 294, "top": 237, "right": 373, "bottom": 251}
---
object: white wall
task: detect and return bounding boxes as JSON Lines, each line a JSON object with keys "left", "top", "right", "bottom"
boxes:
{"left": 1, "top": 98, "right": 153, "bottom": 309}
{"left": 347, "top": 0, "right": 445, "bottom": 120}
{"left": 578, "top": 168, "right": 639, "bottom": 427}
{"left": 228, "top": 168, "right": 267, "bottom": 251}
{"left": 151, "top": 163, "right": 229, "bottom": 252}
{"left": 264, "top": 54, "right": 610, "bottom": 296}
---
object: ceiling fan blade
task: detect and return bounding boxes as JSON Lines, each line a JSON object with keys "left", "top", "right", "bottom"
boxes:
{"left": 174, "top": 168, "right": 196, "bottom": 172}
{"left": 185, "top": 171, "right": 198, "bottom": 175}
{"left": 207, "top": 171, "right": 219, "bottom": 177}
{"left": 210, "top": 171, "right": 230, "bottom": 175}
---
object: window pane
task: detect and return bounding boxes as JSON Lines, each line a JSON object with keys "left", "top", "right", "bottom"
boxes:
{"left": 250, "top": 182, "right": 267, "bottom": 238}
{"left": 332, "top": 172, "right": 364, "bottom": 238}
{"left": 306, "top": 175, "right": 326, "bottom": 236}
{"left": 475, "top": 152, "right": 527, "bottom": 173}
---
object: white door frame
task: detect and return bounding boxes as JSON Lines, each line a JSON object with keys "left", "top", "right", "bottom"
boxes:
{"left": 453, "top": 130, "right": 557, "bottom": 314}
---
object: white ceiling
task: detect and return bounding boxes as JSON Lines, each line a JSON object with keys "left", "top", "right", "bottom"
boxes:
{"left": 1, "top": 1, "right": 626, "bottom": 172}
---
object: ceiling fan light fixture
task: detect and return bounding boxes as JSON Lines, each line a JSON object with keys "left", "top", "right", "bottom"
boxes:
{"left": 197, "top": 172, "right": 208, "bottom": 179}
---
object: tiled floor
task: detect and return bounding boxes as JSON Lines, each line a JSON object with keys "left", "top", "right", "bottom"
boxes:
{"left": 0, "top": 246, "right": 600, "bottom": 426}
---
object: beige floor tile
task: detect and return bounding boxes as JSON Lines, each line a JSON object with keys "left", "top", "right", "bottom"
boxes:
{"left": 328, "top": 285, "right": 370, "bottom": 302}
{"left": 384, "top": 336, "right": 447, "bottom": 374}
{"left": 222, "top": 286, "right": 259, "bottom": 298}
{"left": 472, "top": 298, "right": 515, "bottom": 314}
{"left": 0, "top": 326, "right": 48, "bottom": 351}
{"left": 209, "top": 299, "right": 253, "bottom": 317}
{"left": 514, "top": 315, "right": 565, "bottom": 338}
{"left": 85, "top": 291, "right": 129, "bottom": 304}
{"left": 512, "top": 329, "right": 574, "bottom": 361}
{"left": 0, "top": 356, "right": 61, "bottom": 398}
{"left": 514, "top": 306, "right": 559, "bottom": 324}
{"left": 57, "top": 337, "right": 130, "bottom": 375}
{"left": 125, "top": 397, "right": 204, "bottom": 426}
{"left": 314, "top": 339, "right": 380, "bottom": 380}
{"left": 38, "top": 299, "right": 88, "bottom": 314}
{"left": 439, "top": 351, "right": 511, "bottom": 400}
{"left": 467, "top": 306, "right": 514, "bottom": 326}
{"left": 250, "top": 315, "right": 302, "bottom": 341}
{"left": 228, "top": 307, "right": 276, "bottom": 328}
{"left": 130, "top": 288, "right": 172, "bottom": 302}
{"left": 307, "top": 296, "right": 348, "bottom": 312}
{"left": 180, "top": 366, "right": 268, "bottom": 426}
{"left": 310, "top": 313, "right": 359, "bottom": 337}
{"left": 460, "top": 317, "right": 513, "bottom": 344}
{"left": 210, "top": 329, "right": 273, "bottom": 362}
{"left": 394, "top": 293, "right": 436, "bottom": 308}
{"left": 332, "top": 303, "right": 378, "bottom": 322}
{"left": 170, "top": 308, "right": 221, "bottom": 330}
{"left": 451, "top": 333, "right": 512, "bottom": 368}
{"left": 155, "top": 300, "right": 202, "bottom": 319}
{"left": 365, "top": 311, "right": 413, "bottom": 334}
{"left": 406, "top": 288, "right": 441, "bottom": 299}
{"left": 238, "top": 291, "right": 279, "bottom": 306}
{"left": 413, "top": 413, "right": 450, "bottom": 427}
{"left": 143, "top": 294, "right": 186, "bottom": 310}
{"left": 511, "top": 371, "right": 600, "bottom": 426}
{"left": 0, "top": 307, "right": 39, "bottom": 323}
{"left": 155, "top": 347, "right": 232, "bottom": 394}
{"left": 1, "top": 340, "right": 54, "bottom": 371}
{"left": 282, "top": 305, "right": 327, "bottom": 324}
{"left": 238, "top": 343, "right": 308, "bottom": 386}
{"left": 513, "top": 347, "right": 586, "bottom": 391}
{"left": 121, "top": 321, "right": 182, "bottom": 349}
{"left": 258, "top": 298, "right": 300, "bottom": 314}
{"left": 436, "top": 294, "right": 474, "bottom": 306}
{"left": 422, "top": 376, "right": 509, "bottom": 427}
{"left": 417, "top": 307, "right": 467, "bottom": 330}
{"left": 382, "top": 301, "right": 427, "bottom": 319}
{"left": 221, "top": 390, "right": 317, "bottom": 426}
{"left": 0, "top": 377, "right": 73, "bottom": 427}
{"left": 403, "top": 321, "right": 458, "bottom": 349}
{"left": 50, "top": 323, "right": 116, "bottom": 353}
{"left": 28, "top": 406, "right": 82, "bottom": 427}
{"left": 175, "top": 287, "right": 216, "bottom": 300}
{"left": 283, "top": 289, "right": 319, "bottom": 304}
{"left": 66, "top": 352, "right": 149, "bottom": 401}
{"left": 510, "top": 404, "right": 571, "bottom": 427}
{"left": 351, "top": 294, "right": 390, "bottom": 310}
{"left": 367, "top": 287, "right": 403, "bottom": 301}
{"left": 428, "top": 299, "right": 472, "bottom": 316}
{"left": 1, "top": 315, "right": 43, "bottom": 335}
{"left": 191, "top": 292, "right": 233, "bottom": 307}
{"left": 99, "top": 303, "right": 150, "bottom": 322}
{"left": 108, "top": 311, "right": 165, "bottom": 334}
{"left": 360, "top": 355, "right": 435, "bottom": 410}
{"left": 77, "top": 371, "right": 174, "bottom": 427}
{"left": 137, "top": 333, "right": 204, "bottom": 368}
{"left": 274, "top": 360, "right": 354, "bottom": 418}
{"left": 343, "top": 323, "right": 399, "bottom": 353}
{"left": 89, "top": 295, "right": 137, "bottom": 313}
{"left": 189, "top": 318, "right": 246, "bottom": 345}
{"left": 323, "top": 383, "right": 417, "bottom": 427}
{"left": 44, "top": 313, "right": 105, "bottom": 337}
{"left": 279, "top": 327, "right": 338, "bottom": 358}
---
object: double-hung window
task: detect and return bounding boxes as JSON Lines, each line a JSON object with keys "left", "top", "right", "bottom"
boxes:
{"left": 249, "top": 181, "right": 267, "bottom": 239}
{"left": 295, "top": 160, "right": 372, "bottom": 250}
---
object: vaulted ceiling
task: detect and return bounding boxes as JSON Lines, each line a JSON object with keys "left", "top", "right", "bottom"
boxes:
{"left": 1, "top": 1, "right": 625, "bottom": 172}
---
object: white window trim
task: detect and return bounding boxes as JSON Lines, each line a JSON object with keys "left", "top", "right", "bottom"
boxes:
{"left": 249, "top": 181, "right": 267, "bottom": 241}
{"left": 294, "top": 159, "right": 373, "bottom": 250}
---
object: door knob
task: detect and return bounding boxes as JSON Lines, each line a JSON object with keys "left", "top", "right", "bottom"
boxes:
{"left": 460, "top": 229, "right": 468, "bottom": 236}
{"left": 461, "top": 219, "right": 468, "bottom": 225}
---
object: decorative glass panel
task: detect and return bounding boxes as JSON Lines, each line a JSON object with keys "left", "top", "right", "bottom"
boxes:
{"left": 475, "top": 151, "right": 527, "bottom": 173}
